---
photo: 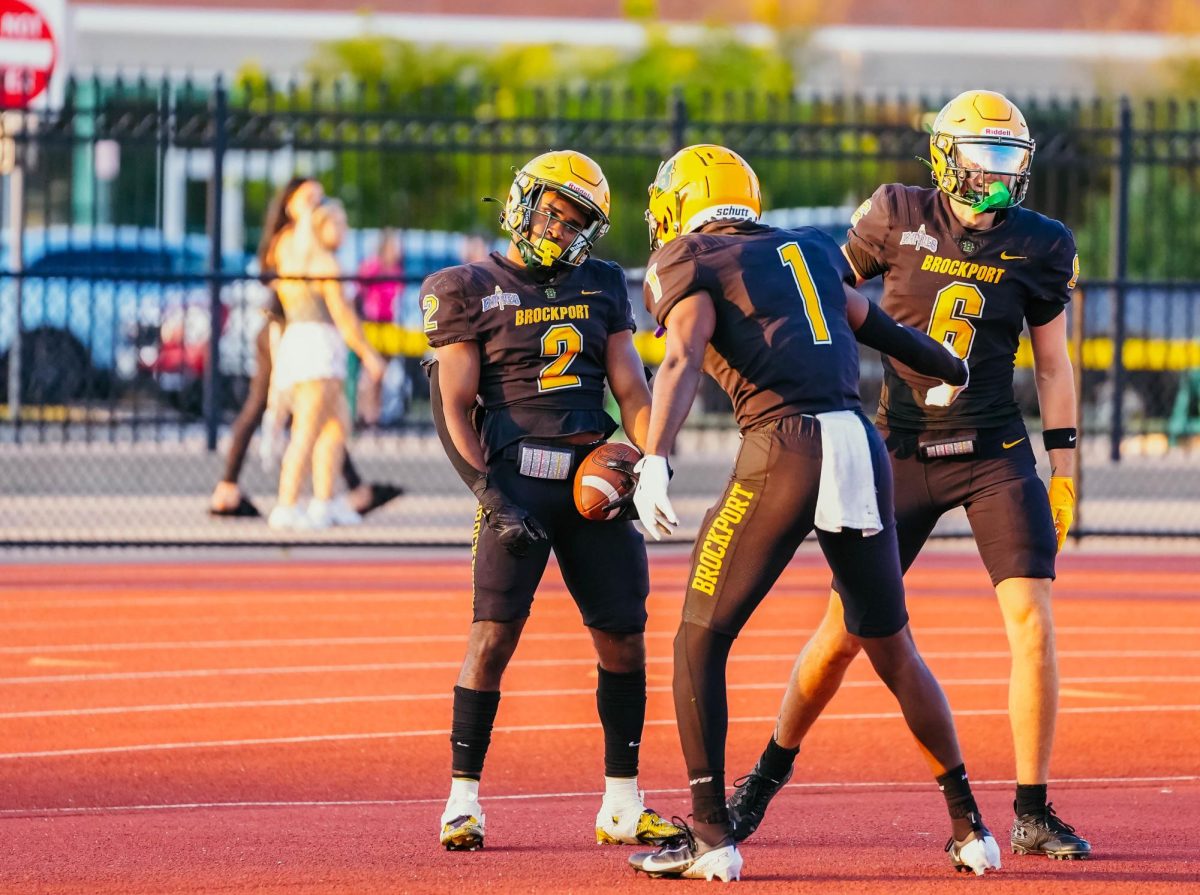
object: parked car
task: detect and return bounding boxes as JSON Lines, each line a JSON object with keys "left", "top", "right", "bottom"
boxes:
{"left": 142, "top": 228, "right": 497, "bottom": 421}
{"left": 134, "top": 269, "right": 271, "bottom": 414}
{"left": 0, "top": 226, "right": 247, "bottom": 406}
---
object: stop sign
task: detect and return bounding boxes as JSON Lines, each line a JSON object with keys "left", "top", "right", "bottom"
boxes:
{"left": 0, "top": 0, "right": 57, "bottom": 108}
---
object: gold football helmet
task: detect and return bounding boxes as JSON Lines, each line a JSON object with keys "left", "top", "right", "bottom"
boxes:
{"left": 929, "top": 90, "right": 1035, "bottom": 212}
{"left": 500, "top": 150, "right": 610, "bottom": 270}
{"left": 645, "top": 144, "right": 762, "bottom": 251}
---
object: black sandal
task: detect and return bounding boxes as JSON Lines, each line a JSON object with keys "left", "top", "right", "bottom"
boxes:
{"left": 360, "top": 483, "right": 404, "bottom": 516}
{"left": 208, "top": 495, "right": 262, "bottom": 518}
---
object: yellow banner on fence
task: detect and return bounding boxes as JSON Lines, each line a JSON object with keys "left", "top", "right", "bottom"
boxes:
{"left": 1015, "top": 337, "right": 1200, "bottom": 371}
{"left": 368, "top": 322, "right": 1200, "bottom": 373}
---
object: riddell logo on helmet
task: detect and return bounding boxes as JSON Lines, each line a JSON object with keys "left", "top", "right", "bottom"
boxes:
{"left": 562, "top": 181, "right": 595, "bottom": 202}
{"left": 982, "top": 127, "right": 1014, "bottom": 137}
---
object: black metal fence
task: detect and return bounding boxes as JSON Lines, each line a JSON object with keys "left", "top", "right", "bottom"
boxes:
{"left": 2, "top": 76, "right": 1199, "bottom": 545}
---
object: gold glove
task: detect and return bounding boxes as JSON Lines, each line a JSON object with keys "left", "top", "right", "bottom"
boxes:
{"left": 1048, "top": 475, "right": 1076, "bottom": 553}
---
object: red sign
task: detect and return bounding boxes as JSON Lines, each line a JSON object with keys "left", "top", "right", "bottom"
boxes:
{"left": 0, "top": 0, "right": 57, "bottom": 108}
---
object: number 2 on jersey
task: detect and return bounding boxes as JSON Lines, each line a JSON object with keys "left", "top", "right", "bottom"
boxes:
{"left": 927, "top": 282, "right": 986, "bottom": 360}
{"left": 538, "top": 323, "right": 583, "bottom": 392}
{"left": 777, "top": 242, "right": 831, "bottom": 345}
{"left": 421, "top": 294, "right": 439, "bottom": 333}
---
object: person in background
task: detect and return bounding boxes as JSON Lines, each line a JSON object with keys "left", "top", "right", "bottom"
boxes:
{"left": 209, "top": 177, "right": 403, "bottom": 520}
{"left": 358, "top": 228, "right": 404, "bottom": 324}
{"left": 459, "top": 232, "right": 493, "bottom": 265}
{"left": 267, "top": 196, "right": 387, "bottom": 530}
{"left": 353, "top": 229, "right": 404, "bottom": 425}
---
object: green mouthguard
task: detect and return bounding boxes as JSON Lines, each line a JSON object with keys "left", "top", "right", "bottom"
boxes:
{"left": 970, "top": 180, "right": 1011, "bottom": 213}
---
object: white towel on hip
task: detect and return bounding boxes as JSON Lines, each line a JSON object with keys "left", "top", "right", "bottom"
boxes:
{"left": 814, "top": 410, "right": 882, "bottom": 536}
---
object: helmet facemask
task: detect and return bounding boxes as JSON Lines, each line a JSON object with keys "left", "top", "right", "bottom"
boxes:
{"left": 502, "top": 173, "right": 609, "bottom": 273}
{"left": 930, "top": 132, "right": 1034, "bottom": 213}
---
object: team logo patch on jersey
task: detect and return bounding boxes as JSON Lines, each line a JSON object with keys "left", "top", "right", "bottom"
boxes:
{"left": 850, "top": 198, "right": 872, "bottom": 226}
{"left": 899, "top": 224, "right": 939, "bottom": 253}
{"left": 481, "top": 285, "right": 522, "bottom": 312}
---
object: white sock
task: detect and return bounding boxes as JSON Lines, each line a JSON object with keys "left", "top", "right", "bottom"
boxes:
{"left": 604, "top": 775, "right": 641, "bottom": 806}
{"left": 450, "top": 777, "right": 480, "bottom": 803}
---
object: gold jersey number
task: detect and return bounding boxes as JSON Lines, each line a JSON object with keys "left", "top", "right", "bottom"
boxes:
{"left": 538, "top": 323, "right": 583, "bottom": 392}
{"left": 927, "top": 282, "right": 986, "bottom": 360}
{"left": 778, "top": 242, "right": 832, "bottom": 345}
{"left": 421, "top": 294, "right": 439, "bottom": 333}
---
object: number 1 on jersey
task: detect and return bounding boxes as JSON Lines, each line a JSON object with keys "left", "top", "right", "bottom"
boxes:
{"left": 778, "top": 242, "right": 832, "bottom": 345}
{"left": 538, "top": 323, "right": 583, "bottom": 392}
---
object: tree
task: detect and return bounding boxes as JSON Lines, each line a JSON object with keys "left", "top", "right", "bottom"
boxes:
{"left": 233, "top": 24, "right": 841, "bottom": 265}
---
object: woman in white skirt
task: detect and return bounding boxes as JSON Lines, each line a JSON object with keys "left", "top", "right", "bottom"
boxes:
{"left": 268, "top": 197, "right": 386, "bottom": 530}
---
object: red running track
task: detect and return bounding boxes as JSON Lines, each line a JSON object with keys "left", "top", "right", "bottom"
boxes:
{"left": 1, "top": 548, "right": 1198, "bottom": 893}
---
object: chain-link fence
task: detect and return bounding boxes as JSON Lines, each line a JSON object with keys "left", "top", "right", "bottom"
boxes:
{"left": 2, "top": 77, "right": 1199, "bottom": 545}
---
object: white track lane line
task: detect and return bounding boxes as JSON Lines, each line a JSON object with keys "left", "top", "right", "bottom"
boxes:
{"left": 2, "top": 704, "right": 1198, "bottom": 761}
{"left": 6, "top": 626, "right": 1200, "bottom": 654}
{"left": 11, "top": 578, "right": 1157, "bottom": 611}
{"left": 2, "top": 773, "right": 1197, "bottom": 817}
{"left": 0, "top": 591, "right": 477, "bottom": 611}
{"left": 4, "top": 649, "right": 1200, "bottom": 686}
{"left": 4, "top": 675, "right": 1199, "bottom": 720}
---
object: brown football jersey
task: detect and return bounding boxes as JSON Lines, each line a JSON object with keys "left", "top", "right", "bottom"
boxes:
{"left": 645, "top": 220, "right": 862, "bottom": 429}
{"left": 422, "top": 251, "right": 635, "bottom": 458}
{"left": 846, "top": 183, "right": 1078, "bottom": 431}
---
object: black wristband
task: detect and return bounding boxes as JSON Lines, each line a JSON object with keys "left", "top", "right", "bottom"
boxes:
{"left": 1043, "top": 428, "right": 1078, "bottom": 450}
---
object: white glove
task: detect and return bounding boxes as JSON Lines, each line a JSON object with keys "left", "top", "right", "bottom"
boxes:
{"left": 957, "top": 832, "right": 1002, "bottom": 876}
{"left": 924, "top": 342, "right": 970, "bottom": 408}
{"left": 632, "top": 455, "right": 678, "bottom": 541}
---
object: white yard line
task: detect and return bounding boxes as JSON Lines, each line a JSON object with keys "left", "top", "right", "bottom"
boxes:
{"left": 4, "top": 649, "right": 1200, "bottom": 686}
{"left": 5, "top": 773, "right": 1199, "bottom": 817}
{"left": 1, "top": 704, "right": 1197, "bottom": 761}
{"left": 4, "top": 626, "right": 1200, "bottom": 653}
{"left": 4, "top": 773, "right": 1199, "bottom": 818}
{"left": 3, "top": 675, "right": 1198, "bottom": 720}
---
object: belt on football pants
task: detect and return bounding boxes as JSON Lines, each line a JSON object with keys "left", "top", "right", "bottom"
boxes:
{"left": 501, "top": 438, "right": 604, "bottom": 480}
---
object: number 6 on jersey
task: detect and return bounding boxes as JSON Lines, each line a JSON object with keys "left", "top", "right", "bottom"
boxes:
{"left": 927, "top": 282, "right": 986, "bottom": 360}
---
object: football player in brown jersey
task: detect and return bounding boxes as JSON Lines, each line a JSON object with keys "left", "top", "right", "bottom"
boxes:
{"left": 625, "top": 145, "right": 999, "bottom": 883}
{"left": 422, "top": 150, "right": 680, "bottom": 853}
{"left": 731, "top": 91, "right": 1091, "bottom": 861}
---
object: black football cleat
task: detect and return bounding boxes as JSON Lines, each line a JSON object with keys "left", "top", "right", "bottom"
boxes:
{"left": 1011, "top": 803, "right": 1092, "bottom": 860}
{"left": 726, "top": 761, "right": 793, "bottom": 842}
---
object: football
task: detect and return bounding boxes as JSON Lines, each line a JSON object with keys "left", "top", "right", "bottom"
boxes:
{"left": 573, "top": 442, "right": 642, "bottom": 521}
